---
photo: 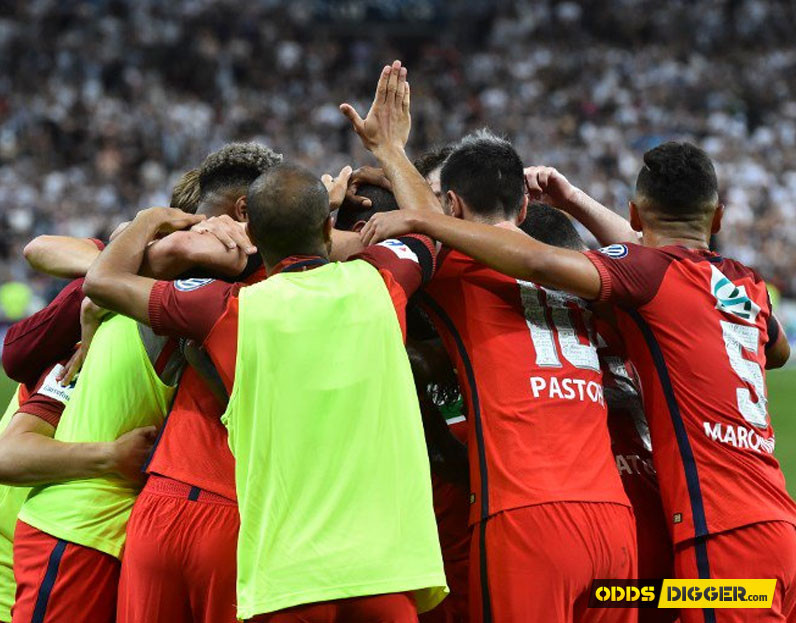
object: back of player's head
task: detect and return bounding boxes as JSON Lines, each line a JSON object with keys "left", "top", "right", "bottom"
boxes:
{"left": 198, "top": 142, "right": 283, "bottom": 214}
{"left": 520, "top": 203, "right": 585, "bottom": 251}
{"left": 440, "top": 129, "right": 524, "bottom": 219}
{"left": 170, "top": 168, "right": 201, "bottom": 214}
{"left": 414, "top": 145, "right": 453, "bottom": 179}
{"left": 247, "top": 163, "right": 330, "bottom": 264}
{"left": 334, "top": 184, "right": 399, "bottom": 233}
{"left": 634, "top": 141, "right": 718, "bottom": 221}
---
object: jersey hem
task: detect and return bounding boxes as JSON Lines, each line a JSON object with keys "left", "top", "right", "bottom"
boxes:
{"left": 237, "top": 573, "right": 449, "bottom": 619}
{"left": 16, "top": 511, "right": 123, "bottom": 559}
{"left": 671, "top": 514, "right": 796, "bottom": 545}
{"left": 470, "top": 496, "right": 632, "bottom": 525}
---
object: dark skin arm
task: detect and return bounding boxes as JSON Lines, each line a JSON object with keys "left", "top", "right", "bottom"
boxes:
{"left": 83, "top": 208, "right": 205, "bottom": 324}
{"left": 362, "top": 210, "right": 602, "bottom": 300}
{"left": 766, "top": 315, "right": 790, "bottom": 369}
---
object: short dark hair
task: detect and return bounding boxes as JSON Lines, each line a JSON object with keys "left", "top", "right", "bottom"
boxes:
{"left": 519, "top": 203, "right": 585, "bottom": 250}
{"left": 414, "top": 145, "right": 453, "bottom": 178}
{"left": 198, "top": 142, "right": 282, "bottom": 199}
{"left": 440, "top": 130, "right": 524, "bottom": 219}
{"left": 334, "top": 185, "right": 399, "bottom": 232}
{"left": 247, "top": 163, "right": 329, "bottom": 262}
{"left": 635, "top": 141, "right": 718, "bottom": 219}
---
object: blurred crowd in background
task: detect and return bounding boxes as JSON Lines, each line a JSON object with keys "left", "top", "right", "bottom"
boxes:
{"left": 0, "top": 0, "right": 794, "bottom": 333}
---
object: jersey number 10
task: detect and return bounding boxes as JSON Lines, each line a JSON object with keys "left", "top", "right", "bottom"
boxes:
{"left": 518, "top": 281, "right": 600, "bottom": 372}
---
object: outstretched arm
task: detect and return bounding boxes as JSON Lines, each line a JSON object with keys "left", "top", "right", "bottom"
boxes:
{"left": 361, "top": 210, "right": 602, "bottom": 300}
{"left": 340, "top": 60, "right": 443, "bottom": 217}
{"left": 84, "top": 208, "right": 204, "bottom": 324}
{"left": 524, "top": 166, "right": 638, "bottom": 245}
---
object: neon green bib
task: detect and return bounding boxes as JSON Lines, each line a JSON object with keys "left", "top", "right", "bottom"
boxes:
{"left": 19, "top": 316, "right": 175, "bottom": 558}
{"left": 0, "top": 387, "right": 23, "bottom": 622}
{"left": 223, "top": 260, "right": 447, "bottom": 618}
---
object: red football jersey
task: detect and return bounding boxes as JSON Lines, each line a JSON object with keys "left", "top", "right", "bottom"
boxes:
{"left": 586, "top": 243, "right": 796, "bottom": 546}
{"left": 422, "top": 248, "right": 629, "bottom": 525}
{"left": 598, "top": 322, "right": 672, "bottom": 580}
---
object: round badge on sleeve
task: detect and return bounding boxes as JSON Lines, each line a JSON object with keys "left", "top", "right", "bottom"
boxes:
{"left": 597, "top": 244, "right": 629, "bottom": 259}
{"left": 175, "top": 278, "right": 215, "bottom": 292}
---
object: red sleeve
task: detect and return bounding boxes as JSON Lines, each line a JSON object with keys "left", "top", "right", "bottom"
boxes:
{"left": 583, "top": 243, "right": 673, "bottom": 307}
{"left": 16, "top": 360, "right": 74, "bottom": 428}
{"left": 352, "top": 235, "right": 436, "bottom": 299}
{"left": 148, "top": 278, "right": 241, "bottom": 342}
{"left": 2, "top": 279, "right": 85, "bottom": 384}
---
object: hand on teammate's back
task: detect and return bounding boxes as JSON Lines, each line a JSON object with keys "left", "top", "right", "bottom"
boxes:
{"left": 339, "top": 60, "right": 410, "bottom": 155}
{"left": 523, "top": 166, "right": 577, "bottom": 207}
{"left": 110, "top": 425, "right": 159, "bottom": 484}
{"left": 191, "top": 214, "right": 257, "bottom": 255}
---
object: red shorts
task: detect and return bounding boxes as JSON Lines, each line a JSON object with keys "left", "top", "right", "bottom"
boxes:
{"left": 247, "top": 592, "right": 418, "bottom": 622}
{"left": 12, "top": 520, "right": 119, "bottom": 623}
{"left": 470, "top": 501, "right": 637, "bottom": 623}
{"left": 117, "top": 476, "right": 239, "bottom": 623}
{"left": 674, "top": 520, "right": 796, "bottom": 623}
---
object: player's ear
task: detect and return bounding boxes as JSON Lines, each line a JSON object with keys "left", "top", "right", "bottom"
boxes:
{"left": 515, "top": 195, "right": 528, "bottom": 226}
{"left": 711, "top": 203, "right": 724, "bottom": 234}
{"left": 323, "top": 215, "right": 333, "bottom": 245}
{"left": 352, "top": 220, "right": 367, "bottom": 233}
{"left": 448, "top": 191, "right": 464, "bottom": 220}
{"left": 234, "top": 195, "right": 248, "bottom": 223}
{"left": 629, "top": 201, "right": 643, "bottom": 232}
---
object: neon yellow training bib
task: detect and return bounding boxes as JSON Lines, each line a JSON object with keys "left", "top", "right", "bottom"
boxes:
{"left": 223, "top": 260, "right": 447, "bottom": 619}
{"left": 19, "top": 315, "right": 175, "bottom": 558}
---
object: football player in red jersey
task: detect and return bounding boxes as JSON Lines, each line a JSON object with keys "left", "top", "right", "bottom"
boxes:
{"left": 363, "top": 141, "right": 794, "bottom": 623}
{"left": 355, "top": 129, "right": 636, "bottom": 623}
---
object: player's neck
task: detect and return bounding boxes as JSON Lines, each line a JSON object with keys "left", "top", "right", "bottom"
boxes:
{"left": 641, "top": 227, "right": 711, "bottom": 251}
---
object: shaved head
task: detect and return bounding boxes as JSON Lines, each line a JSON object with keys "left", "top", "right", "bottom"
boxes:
{"left": 247, "top": 163, "right": 331, "bottom": 266}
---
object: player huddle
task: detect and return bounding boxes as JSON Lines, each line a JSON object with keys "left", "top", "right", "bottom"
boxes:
{"left": 0, "top": 60, "right": 793, "bottom": 623}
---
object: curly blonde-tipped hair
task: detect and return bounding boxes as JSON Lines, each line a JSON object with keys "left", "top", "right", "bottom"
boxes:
{"left": 198, "top": 142, "right": 283, "bottom": 198}
{"left": 170, "top": 168, "right": 201, "bottom": 214}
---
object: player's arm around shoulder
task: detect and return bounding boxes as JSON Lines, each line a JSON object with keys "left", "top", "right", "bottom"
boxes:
{"left": 84, "top": 207, "right": 204, "bottom": 325}
{"left": 141, "top": 216, "right": 254, "bottom": 279}
{"left": 361, "top": 209, "right": 603, "bottom": 301}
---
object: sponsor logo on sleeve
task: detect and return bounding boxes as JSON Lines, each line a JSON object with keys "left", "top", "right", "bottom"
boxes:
{"left": 709, "top": 265, "right": 760, "bottom": 323}
{"left": 175, "top": 278, "right": 215, "bottom": 292}
{"left": 597, "top": 244, "right": 629, "bottom": 259}
{"left": 377, "top": 239, "right": 419, "bottom": 263}
{"left": 37, "top": 364, "right": 76, "bottom": 405}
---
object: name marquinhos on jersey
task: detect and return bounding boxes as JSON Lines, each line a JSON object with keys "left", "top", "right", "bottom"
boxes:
{"left": 703, "top": 421, "right": 775, "bottom": 454}
{"left": 530, "top": 375, "right": 604, "bottom": 406}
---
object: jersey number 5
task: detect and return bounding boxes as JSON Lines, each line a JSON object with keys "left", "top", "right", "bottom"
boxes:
{"left": 518, "top": 281, "right": 600, "bottom": 371}
{"left": 721, "top": 320, "right": 768, "bottom": 428}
